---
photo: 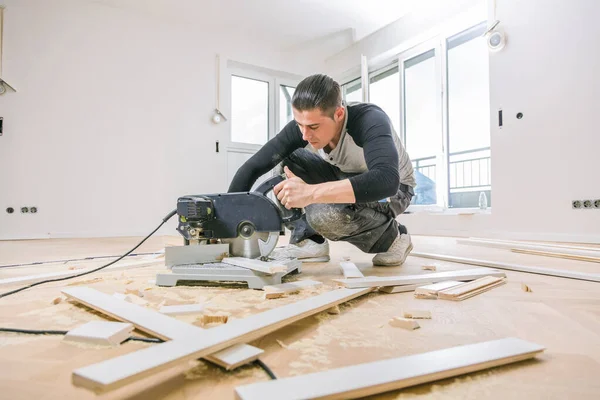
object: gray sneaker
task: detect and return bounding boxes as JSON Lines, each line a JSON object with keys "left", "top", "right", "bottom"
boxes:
{"left": 271, "top": 239, "right": 330, "bottom": 262}
{"left": 372, "top": 233, "right": 413, "bottom": 266}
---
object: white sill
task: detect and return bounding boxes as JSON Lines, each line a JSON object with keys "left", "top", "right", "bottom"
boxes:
{"left": 406, "top": 206, "right": 492, "bottom": 216}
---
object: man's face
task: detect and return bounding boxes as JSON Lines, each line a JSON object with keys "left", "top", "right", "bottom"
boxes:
{"left": 293, "top": 106, "right": 345, "bottom": 150}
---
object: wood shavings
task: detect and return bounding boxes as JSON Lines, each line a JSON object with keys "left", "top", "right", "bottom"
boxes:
{"left": 125, "top": 288, "right": 143, "bottom": 297}
{"left": 389, "top": 317, "right": 420, "bottom": 330}
{"left": 66, "top": 277, "right": 103, "bottom": 286}
{"left": 422, "top": 265, "right": 437, "bottom": 271}
{"left": 197, "top": 313, "right": 229, "bottom": 326}
{"left": 52, "top": 297, "right": 63, "bottom": 305}
{"left": 276, "top": 339, "right": 289, "bottom": 349}
{"left": 327, "top": 305, "right": 341, "bottom": 315}
{"left": 521, "top": 283, "right": 533, "bottom": 292}
{"left": 403, "top": 310, "right": 432, "bottom": 319}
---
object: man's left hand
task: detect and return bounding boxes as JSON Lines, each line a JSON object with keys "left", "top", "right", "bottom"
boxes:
{"left": 273, "top": 167, "right": 315, "bottom": 209}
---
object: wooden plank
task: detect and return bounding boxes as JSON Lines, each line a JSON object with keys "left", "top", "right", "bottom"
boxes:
{"left": 467, "top": 237, "right": 600, "bottom": 252}
{"left": 71, "top": 287, "right": 373, "bottom": 392}
{"left": 222, "top": 257, "right": 288, "bottom": 274}
{"left": 339, "top": 262, "right": 364, "bottom": 278}
{"left": 378, "top": 283, "right": 425, "bottom": 294}
{"left": 414, "top": 281, "right": 463, "bottom": 296}
{"left": 234, "top": 337, "right": 545, "bottom": 400}
{"left": 457, "top": 238, "right": 600, "bottom": 258}
{"left": 511, "top": 248, "right": 600, "bottom": 263}
{"left": 0, "top": 256, "right": 163, "bottom": 288}
{"left": 437, "top": 276, "right": 506, "bottom": 301}
{"left": 440, "top": 279, "right": 506, "bottom": 301}
{"left": 159, "top": 303, "right": 205, "bottom": 316}
{"left": 64, "top": 321, "right": 133, "bottom": 346}
{"left": 62, "top": 287, "right": 261, "bottom": 370}
{"left": 333, "top": 268, "right": 506, "bottom": 289}
{"left": 389, "top": 317, "right": 420, "bottom": 330}
{"left": 410, "top": 252, "right": 600, "bottom": 283}
{"left": 206, "top": 343, "right": 263, "bottom": 371}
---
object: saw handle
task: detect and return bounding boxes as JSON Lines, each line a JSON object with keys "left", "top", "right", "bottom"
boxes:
{"left": 254, "top": 175, "right": 302, "bottom": 223}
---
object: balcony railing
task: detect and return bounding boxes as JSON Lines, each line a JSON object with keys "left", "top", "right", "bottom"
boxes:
{"left": 411, "top": 147, "right": 491, "bottom": 191}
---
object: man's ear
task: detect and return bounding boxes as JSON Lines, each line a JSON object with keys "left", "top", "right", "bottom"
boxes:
{"left": 334, "top": 106, "right": 345, "bottom": 122}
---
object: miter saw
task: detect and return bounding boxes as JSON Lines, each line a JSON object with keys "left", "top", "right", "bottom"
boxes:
{"left": 155, "top": 176, "right": 303, "bottom": 289}
{"left": 175, "top": 175, "right": 301, "bottom": 259}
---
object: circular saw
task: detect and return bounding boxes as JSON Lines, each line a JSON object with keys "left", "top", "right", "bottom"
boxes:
{"left": 175, "top": 175, "right": 301, "bottom": 259}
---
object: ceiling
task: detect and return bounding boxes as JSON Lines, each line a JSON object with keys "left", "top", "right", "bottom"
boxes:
{"left": 92, "top": 0, "right": 425, "bottom": 49}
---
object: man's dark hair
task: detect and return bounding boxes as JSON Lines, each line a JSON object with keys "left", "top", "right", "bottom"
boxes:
{"left": 292, "top": 74, "right": 342, "bottom": 118}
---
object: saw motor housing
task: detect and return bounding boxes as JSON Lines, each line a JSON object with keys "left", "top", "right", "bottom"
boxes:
{"left": 176, "top": 176, "right": 301, "bottom": 258}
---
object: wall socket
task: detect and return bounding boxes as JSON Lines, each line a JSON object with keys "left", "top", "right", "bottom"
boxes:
{"left": 572, "top": 199, "right": 600, "bottom": 209}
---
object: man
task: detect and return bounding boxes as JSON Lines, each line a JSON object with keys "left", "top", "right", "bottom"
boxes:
{"left": 228, "top": 74, "right": 416, "bottom": 266}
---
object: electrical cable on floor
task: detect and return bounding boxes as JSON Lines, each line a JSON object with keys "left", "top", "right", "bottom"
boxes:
{"left": 255, "top": 358, "right": 277, "bottom": 380}
{"left": 0, "top": 251, "right": 163, "bottom": 269}
{"left": 0, "top": 327, "right": 164, "bottom": 343}
{"left": 1, "top": 327, "right": 277, "bottom": 379}
{"left": 0, "top": 209, "right": 177, "bottom": 299}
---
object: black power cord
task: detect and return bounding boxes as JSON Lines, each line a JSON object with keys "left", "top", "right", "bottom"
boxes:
{"left": 0, "top": 208, "right": 278, "bottom": 381}
{"left": 0, "top": 327, "right": 164, "bottom": 343}
{"left": 0, "top": 327, "right": 277, "bottom": 379}
{"left": 0, "top": 209, "right": 177, "bottom": 299}
{"left": 255, "top": 359, "right": 277, "bottom": 379}
{"left": 0, "top": 251, "right": 163, "bottom": 270}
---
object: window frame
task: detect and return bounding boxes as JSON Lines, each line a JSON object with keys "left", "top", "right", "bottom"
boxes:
{"left": 227, "top": 68, "right": 275, "bottom": 152}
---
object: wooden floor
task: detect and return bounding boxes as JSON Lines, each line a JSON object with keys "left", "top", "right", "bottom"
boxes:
{"left": 1, "top": 235, "right": 599, "bottom": 399}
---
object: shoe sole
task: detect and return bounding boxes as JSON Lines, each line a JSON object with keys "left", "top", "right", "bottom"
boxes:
{"left": 373, "top": 242, "right": 414, "bottom": 267}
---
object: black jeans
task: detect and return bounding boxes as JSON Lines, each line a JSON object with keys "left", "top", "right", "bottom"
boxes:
{"left": 281, "top": 149, "right": 412, "bottom": 254}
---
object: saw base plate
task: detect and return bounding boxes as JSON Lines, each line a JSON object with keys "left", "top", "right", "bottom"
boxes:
{"left": 155, "top": 256, "right": 301, "bottom": 289}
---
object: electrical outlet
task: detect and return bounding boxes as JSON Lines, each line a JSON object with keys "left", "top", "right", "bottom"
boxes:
{"left": 594, "top": 199, "right": 600, "bottom": 209}
{"left": 30, "top": 207, "right": 38, "bottom": 214}
{"left": 583, "top": 200, "right": 593, "bottom": 209}
{"left": 21, "top": 207, "right": 29, "bottom": 213}
{"left": 572, "top": 200, "right": 582, "bottom": 209}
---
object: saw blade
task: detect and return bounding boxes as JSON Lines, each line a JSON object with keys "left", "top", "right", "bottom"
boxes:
{"left": 223, "top": 231, "right": 280, "bottom": 259}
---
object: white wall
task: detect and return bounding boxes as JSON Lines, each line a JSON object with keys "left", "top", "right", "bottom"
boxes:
{"left": 333, "top": 0, "right": 600, "bottom": 242}
{"left": 0, "top": 0, "right": 321, "bottom": 240}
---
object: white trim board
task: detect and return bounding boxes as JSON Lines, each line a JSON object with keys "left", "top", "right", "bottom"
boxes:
{"left": 0, "top": 257, "right": 164, "bottom": 288}
{"left": 467, "top": 237, "right": 600, "bottom": 252}
{"left": 234, "top": 337, "right": 545, "bottom": 400}
{"left": 71, "top": 287, "right": 373, "bottom": 392}
{"left": 410, "top": 252, "right": 600, "bottom": 283}
{"left": 64, "top": 321, "right": 134, "bottom": 346}
{"left": 62, "top": 287, "right": 262, "bottom": 370}
{"left": 222, "top": 257, "right": 288, "bottom": 274}
{"left": 456, "top": 238, "right": 600, "bottom": 258}
{"left": 333, "top": 268, "right": 506, "bottom": 289}
{"left": 339, "top": 262, "right": 364, "bottom": 278}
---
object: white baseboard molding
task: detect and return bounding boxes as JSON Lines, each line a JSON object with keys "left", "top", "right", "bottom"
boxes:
{"left": 411, "top": 252, "right": 600, "bottom": 283}
{"left": 457, "top": 238, "right": 600, "bottom": 258}
{"left": 62, "top": 287, "right": 262, "bottom": 370}
{"left": 333, "top": 268, "right": 506, "bottom": 289}
{"left": 71, "top": 287, "right": 373, "bottom": 392}
{"left": 235, "top": 337, "right": 545, "bottom": 400}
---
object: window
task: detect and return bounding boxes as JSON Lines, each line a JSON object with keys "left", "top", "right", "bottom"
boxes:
{"left": 447, "top": 24, "right": 491, "bottom": 208}
{"left": 279, "top": 85, "right": 296, "bottom": 128}
{"left": 369, "top": 65, "right": 400, "bottom": 134}
{"left": 375, "top": 21, "right": 489, "bottom": 209}
{"left": 231, "top": 75, "right": 269, "bottom": 145}
{"left": 403, "top": 49, "right": 441, "bottom": 206}
{"left": 342, "top": 78, "right": 362, "bottom": 103}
